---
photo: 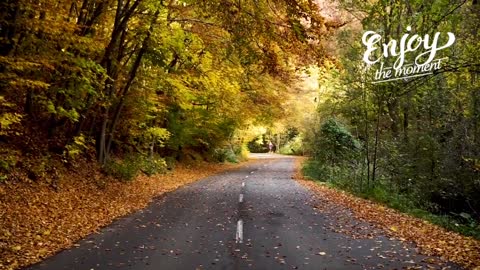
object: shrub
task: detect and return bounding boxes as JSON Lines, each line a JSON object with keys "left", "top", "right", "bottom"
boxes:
{"left": 303, "top": 159, "right": 480, "bottom": 239}
{"left": 302, "top": 160, "right": 328, "bottom": 181}
{"left": 212, "top": 144, "right": 249, "bottom": 163}
{"left": 105, "top": 153, "right": 168, "bottom": 181}
{"left": 247, "top": 136, "right": 268, "bottom": 153}
{"left": 165, "top": 156, "right": 176, "bottom": 171}
{"left": 313, "top": 118, "right": 361, "bottom": 165}
{"left": 63, "top": 134, "right": 90, "bottom": 162}
{"left": 212, "top": 147, "right": 238, "bottom": 163}
{"left": 0, "top": 148, "right": 19, "bottom": 181}
{"left": 279, "top": 136, "right": 303, "bottom": 155}
{"left": 141, "top": 155, "right": 167, "bottom": 176}
{"left": 233, "top": 144, "right": 249, "bottom": 161}
{"left": 104, "top": 155, "right": 142, "bottom": 181}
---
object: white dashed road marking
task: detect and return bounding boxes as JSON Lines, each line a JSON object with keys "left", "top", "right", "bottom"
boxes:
{"left": 239, "top": 193, "right": 244, "bottom": 203}
{"left": 236, "top": 219, "right": 243, "bottom": 243}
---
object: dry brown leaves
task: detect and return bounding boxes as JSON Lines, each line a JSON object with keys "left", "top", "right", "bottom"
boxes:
{"left": 0, "top": 161, "right": 249, "bottom": 270}
{"left": 293, "top": 158, "right": 480, "bottom": 270}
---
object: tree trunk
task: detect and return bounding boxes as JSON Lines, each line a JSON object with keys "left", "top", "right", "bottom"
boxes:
{"left": 363, "top": 83, "right": 371, "bottom": 188}
{"left": 96, "top": 0, "right": 142, "bottom": 163}
{"left": 105, "top": 9, "right": 160, "bottom": 160}
{"left": 387, "top": 95, "right": 400, "bottom": 138}
{"left": 372, "top": 96, "right": 382, "bottom": 186}
{"left": 402, "top": 93, "right": 411, "bottom": 143}
{"left": 0, "top": 0, "right": 20, "bottom": 56}
{"left": 98, "top": 108, "right": 109, "bottom": 163}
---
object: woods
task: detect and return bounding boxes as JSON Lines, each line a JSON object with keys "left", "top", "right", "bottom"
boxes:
{"left": 1, "top": 0, "right": 479, "bottom": 236}
{"left": 302, "top": 0, "right": 480, "bottom": 238}
{"left": 1, "top": 0, "right": 480, "bottom": 269}
{"left": 0, "top": 0, "right": 332, "bottom": 179}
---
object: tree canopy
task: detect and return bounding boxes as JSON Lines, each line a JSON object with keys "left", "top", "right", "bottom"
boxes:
{"left": 302, "top": 0, "right": 480, "bottom": 237}
{"left": 0, "top": 0, "right": 335, "bottom": 172}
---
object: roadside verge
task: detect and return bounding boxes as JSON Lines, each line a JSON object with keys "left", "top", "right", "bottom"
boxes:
{"left": 293, "top": 158, "right": 480, "bottom": 270}
{"left": 0, "top": 161, "right": 251, "bottom": 270}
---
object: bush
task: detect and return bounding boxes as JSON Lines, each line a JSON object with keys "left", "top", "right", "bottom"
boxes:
{"left": 105, "top": 153, "right": 168, "bottom": 181}
{"left": 212, "top": 144, "right": 249, "bottom": 163}
{"left": 247, "top": 136, "right": 268, "bottom": 153}
{"left": 165, "top": 156, "right": 177, "bottom": 171}
{"left": 302, "top": 160, "right": 328, "bottom": 181}
{"left": 212, "top": 147, "right": 239, "bottom": 163}
{"left": 279, "top": 136, "right": 303, "bottom": 155}
{"left": 233, "top": 144, "right": 249, "bottom": 161}
{"left": 141, "top": 155, "right": 167, "bottom": 176}
{"left": 313, "top": 118, "right": 361, "bottom": 164}
{"left": 104, "top": 156, "right": 141, "bottom": 181}
{"left": 63, "top": 134, "right": 89, "bottom": 162}
{"left": 0, "top": 148, "right": 19, "bottom": 181}
{"left": 302, "top": 159, "right": 480, "bottom": 239}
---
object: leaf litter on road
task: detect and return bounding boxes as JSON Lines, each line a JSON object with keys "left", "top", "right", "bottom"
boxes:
{"left": 294, "top": 158, "right": 480, "bottom": 269}
{"left": 0, "top": 161, "right": 254, "bottom": 270}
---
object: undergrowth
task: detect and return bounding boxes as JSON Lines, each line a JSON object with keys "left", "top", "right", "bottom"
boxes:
{"left": 302, "top": 159, "right": 480, "bottom": 240}
{"left": 104, "top": 154, "right": 167, "bottom": 181}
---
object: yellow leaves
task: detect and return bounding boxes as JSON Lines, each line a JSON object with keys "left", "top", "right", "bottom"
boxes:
{"left": 8, "top": 79, "right": 50, "bottom": 90}
{"left": 0, "top": 112, "right": 23, "bottom": 136}
{"left": 0, "top": 57, "right": 43, "bottom": 72}
{"left": 389, "top": 226, "right": 398, "bottom": 232}
{"left": 10, "top": 246, "right": 21, "bottom": 252}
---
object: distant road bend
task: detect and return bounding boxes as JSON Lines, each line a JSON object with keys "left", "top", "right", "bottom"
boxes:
{"left": 26, "top": 154, "right": 460, "bottom": 270}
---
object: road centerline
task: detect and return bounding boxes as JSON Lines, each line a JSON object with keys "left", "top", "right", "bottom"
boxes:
{"left": 236, "top": 219, "right": 243, "bottom": 244}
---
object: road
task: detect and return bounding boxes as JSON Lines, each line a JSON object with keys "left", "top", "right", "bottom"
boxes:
{"left": 26, "top": 154, "right": 460, "bottom": 270}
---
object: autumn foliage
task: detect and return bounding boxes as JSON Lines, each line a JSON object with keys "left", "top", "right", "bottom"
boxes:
{"left": 0, "top": 161, "right": 253, "bottom": 270}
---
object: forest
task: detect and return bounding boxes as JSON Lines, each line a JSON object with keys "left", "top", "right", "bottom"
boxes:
{"left": 301, "top": 0, "right": 480, "bottom": 239}
{"left": 1, "top": 0, "right": 480, "bottom": 269}
{"left": 0, "top": 0, "right": 332, "bottom": 177}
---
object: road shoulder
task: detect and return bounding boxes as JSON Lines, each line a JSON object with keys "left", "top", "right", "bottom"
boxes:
{"left": 293, "top": 158, "right": 480, "bottom": 269}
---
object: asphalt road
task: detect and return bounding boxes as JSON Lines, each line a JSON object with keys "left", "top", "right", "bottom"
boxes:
{"left": 26, "top": 154, "right": 461, "bottom": 270}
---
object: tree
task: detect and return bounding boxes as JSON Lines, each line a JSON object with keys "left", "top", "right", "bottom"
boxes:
{"left": 304, "top": 0, "right": 480, "bottom": 222}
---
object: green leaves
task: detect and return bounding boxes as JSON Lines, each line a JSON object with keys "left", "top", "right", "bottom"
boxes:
{"left": 314, "top": 118, "right": 361, "bottom": 164}
{"left": 306, "top": 0, "right": 480, "bottom": 244}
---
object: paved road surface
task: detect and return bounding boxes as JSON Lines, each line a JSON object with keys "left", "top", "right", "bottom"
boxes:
{"left": 26, "top": 154, "right": 460, "bottom": 270}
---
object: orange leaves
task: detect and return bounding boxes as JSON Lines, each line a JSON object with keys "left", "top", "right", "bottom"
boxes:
{"left": 0, "top": 161, "right": 247, "bottom": 270}
{"left": 294, "top": 159, "right": 480, "bottom": 269}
